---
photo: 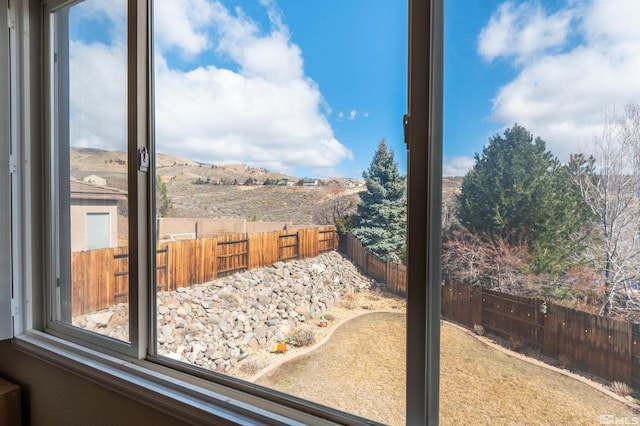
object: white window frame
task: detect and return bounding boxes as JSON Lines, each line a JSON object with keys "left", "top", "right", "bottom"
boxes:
{"left": 6, "top": 0, "right": 443, "bottom": 424}
{"left": 0, "top": 2, "right": 14, "bottom": 341}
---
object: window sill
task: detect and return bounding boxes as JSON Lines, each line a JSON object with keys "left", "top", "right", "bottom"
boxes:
{"left": 12, "top": 330, "right": 350, "bottom": 426}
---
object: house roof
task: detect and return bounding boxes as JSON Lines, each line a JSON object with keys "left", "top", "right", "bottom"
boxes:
{"left": 70, "top": 180, "right": 127, "bottom": 201}
{"left": 83, "top": 174, "right": 106, "bottom": 182}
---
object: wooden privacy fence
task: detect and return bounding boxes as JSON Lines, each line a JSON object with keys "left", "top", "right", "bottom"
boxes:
{"left": 71, "top": 226, "right": 337, "bottom": 316}
{"left": 442, "top": 279, "right": 640, "bottom": 387}
{"left": 340, "top": 233, "right": 407, "bottom": 296}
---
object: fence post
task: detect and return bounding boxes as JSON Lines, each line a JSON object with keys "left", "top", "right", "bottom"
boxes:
{"left": 385, "top": 260, "right": 389, "bottom": 289}
{"left": 364, "top": 252, "right": 368, "bottom": 275}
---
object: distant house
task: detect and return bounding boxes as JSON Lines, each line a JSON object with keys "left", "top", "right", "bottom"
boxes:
{"left": 325, "top": 179, "right": 341, "bottom": 186}
{"left": 301, "top": 179, "right": 318, "bottom": 187}
{"left": 70, "top": 180, "right": 127, "bottom": 251}
{"left": 344, "top": 180, "right": 357, "bottom": 187}
{"left": 83, "top": 174, "right": 107, "bottom": 186}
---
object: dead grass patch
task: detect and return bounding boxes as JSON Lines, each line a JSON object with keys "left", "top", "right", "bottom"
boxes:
{"left": 256, "top": 314, "right": 639, "bottom": 425}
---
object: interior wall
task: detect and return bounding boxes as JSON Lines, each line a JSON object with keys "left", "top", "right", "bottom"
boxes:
{"left": 0, "top": 341, "right": 192, "bottom": 426}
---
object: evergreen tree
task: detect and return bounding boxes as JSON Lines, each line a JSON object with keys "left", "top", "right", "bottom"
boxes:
{"left": 352, "top": 138, "right": 406, "bottom": 262}
{"left": 457, "top": 124, "right": 585, "bottom": 274}
{"left": 156, "top": 176, "right": 173, "bottom": 217}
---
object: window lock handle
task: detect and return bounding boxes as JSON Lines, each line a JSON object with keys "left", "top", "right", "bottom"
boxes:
{"left": 138, "top": 147, "right": 150, "bottom": 172}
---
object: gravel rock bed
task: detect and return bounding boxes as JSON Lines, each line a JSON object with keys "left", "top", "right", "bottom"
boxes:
{"left": 73, "top": 251, "right": 405, "bottom": 377}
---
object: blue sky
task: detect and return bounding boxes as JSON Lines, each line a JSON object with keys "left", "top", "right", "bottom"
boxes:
{"left": 152, "top": 0, "right": 408, "bottom": 179}
{"left": 69, "top": 0, "right": 640, "bottom": 178}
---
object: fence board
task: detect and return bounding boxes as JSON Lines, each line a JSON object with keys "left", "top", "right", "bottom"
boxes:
{"left": 70, "top": 226, "right": 336, "bottom": 315}
{"left": 278, "top": 233, "right": 298, "bottom": 262}
{"left": 318, "top": 228, "right": 337, "bottom": 253}
{"left": 481, "top": 290, "right": 544, "bottom": 350}
{"left": 632, "top": 324, "right": 640, "bottom": 388}
{"left": 441, "top": 280, "right": 482, "bottom": 328}
{"left": 442, "top": 281, "right": 636, "bottom": 386}
{"left": 339, "top": 232, "right": 407, "bottom": 296}
{"left": 216, "top": 237, "right": 249, "bottom": 278}
{"left": 249, "top": 232, "right": 280, "bottom": 269}
{"left": 156, "top": 245, "right": 169, "bottom": 292}
{"left": 365, "top": 253, "right": 387, "bottom": 283}
{"left": 298, "top": 228, "right": 319, "bottom": 259}
{"left": 548, "top": 305, "right": 632, "bottom": 383}
{"left": 344, "top": 233, "right": 366, "bottom": 272}
{"left": 386, "top": 262, "right": 407, "bottom": 296}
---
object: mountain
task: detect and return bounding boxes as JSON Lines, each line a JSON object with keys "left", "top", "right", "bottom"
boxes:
{"left": 68, "top": 148, "right": 365, "bottom": 224}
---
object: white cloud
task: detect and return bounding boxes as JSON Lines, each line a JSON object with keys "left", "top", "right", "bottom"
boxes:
{"left": 443, "top": 156, "right": 475, "bottom": 177}
{"left": 479, "top": 1, "right": 574, "bottom": 65}
{"left": 69, "top": 44, "right": 127, "bottom": 151}
{"left": 67, "top": 0, "right": 352, "bottom": 174}
{"left": 153, "top": 2, "right": 351, "bottom": 173}
{"left": 481, "top": 0, "right": 640, "bottom": 162}
{"left": 153, "top": 0, "right": 215, "bottom": 57}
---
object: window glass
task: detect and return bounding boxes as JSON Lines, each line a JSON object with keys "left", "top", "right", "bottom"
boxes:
{"left": 152, "top": 1, "right": 408, "bottom": 424}
{"left": 443, "top": 1, "right": 640, "bottom": 423}
{"left": 49, "top": 0, "right": 130, "bottom": 343}
{"left": 86, "top": 213, "right": 111, "bottom": 250}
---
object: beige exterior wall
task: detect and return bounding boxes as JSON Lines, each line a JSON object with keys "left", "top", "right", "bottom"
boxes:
{"left": 246, "top": 222, "right": 289, "bottom": 234}
{"left": 156, "top": 218, "right": 199, "bottom": 240}
{"left": 157, "top": 218, "right": 292, "bottom": 240}
{"left": 196, "top": 219, "right": 246, "bottom": 237}
{"left": 70, "top": 200, "right": 120, "bottom": 252}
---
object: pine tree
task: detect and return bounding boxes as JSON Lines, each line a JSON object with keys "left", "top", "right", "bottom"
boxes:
{"left": 352, "top": 138, "right": 406, "bottom": 262}
{"left": 156, "top": 176, "right": 173, "bottom": 217}
{"left": 457, "top": 124, "right": 585, "bottom": 274}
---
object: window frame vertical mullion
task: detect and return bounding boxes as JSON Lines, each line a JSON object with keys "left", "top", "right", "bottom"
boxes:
{"left": 127, "top": 0, "right": 151, "bottom": 359}
{"left": 406, "top": 0, "right": 443, "bottom": 424}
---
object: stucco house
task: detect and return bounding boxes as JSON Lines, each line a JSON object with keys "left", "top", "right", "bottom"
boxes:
{"left": 82, "top": 174, "right": 107, "bottom": 186}
{"left": 70, "top": 180, "right": 127, "bottom": 251}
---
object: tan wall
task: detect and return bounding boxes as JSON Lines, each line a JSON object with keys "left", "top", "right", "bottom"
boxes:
{"left": 0, "top": 341, "right": 191, "bottom": 426}
{"left": 197, "top": 219, "right": 246, "bottom": 237}
{"left": 70, "top": 201, "right": 119, "bottom": 252}
{"left": 157, "top": 218, "right": 291, "bottom": 239}
{"left": 286, "top": 224, "right": 321, "bottom": 232}
{"left": 246, "top": 222, "right": 289, "bottom": 234}
{"left": 156, "top": 217, "right": 198, "bottom": 240}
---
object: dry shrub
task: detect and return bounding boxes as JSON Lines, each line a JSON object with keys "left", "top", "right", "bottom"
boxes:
{"left": 323, "top": 313, "right": 336, "bottom": 321}
{"left": 342, "top": 287, "right": 358, "bottom": 310}
{"left": 565, "top": 266, "right": 607, "bottom": 313}
{"left": 368, "top": 287, "right": 382, "bottom": 301}
{"left": 292, "top": 328, "right": 316, "bottom": 347}
{"left": 509, "top": 336, "right": 525, "bottom": 352}
{"left": 558, "top": 354, "right": 572, "bottom": 369}
{"left": 473, "top": 324, "right": 485, "bottom": 336}
{"left": 442, "top": 228, "right": 533, "bottom": 293}
{"left": 610, "top": 381, "right": 633, "bottom": 397}
{"left": 239, "top": 359, "right": 262, "bottom": 375}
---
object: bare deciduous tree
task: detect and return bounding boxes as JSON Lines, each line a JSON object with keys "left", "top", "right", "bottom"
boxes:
{"left": 311, "top": 186, "right": 358, "bottom": 232}
{"left": 568, "top": 104, "right": 640, "bottom": 316}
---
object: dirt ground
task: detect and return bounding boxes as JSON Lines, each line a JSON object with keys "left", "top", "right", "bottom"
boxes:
{"left": 256, "top": 312, "right": 639, "bottom": 426}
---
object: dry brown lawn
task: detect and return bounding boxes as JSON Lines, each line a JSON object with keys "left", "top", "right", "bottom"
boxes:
{"left": 255, "top": 312, "right": 639, "bottom": 425}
